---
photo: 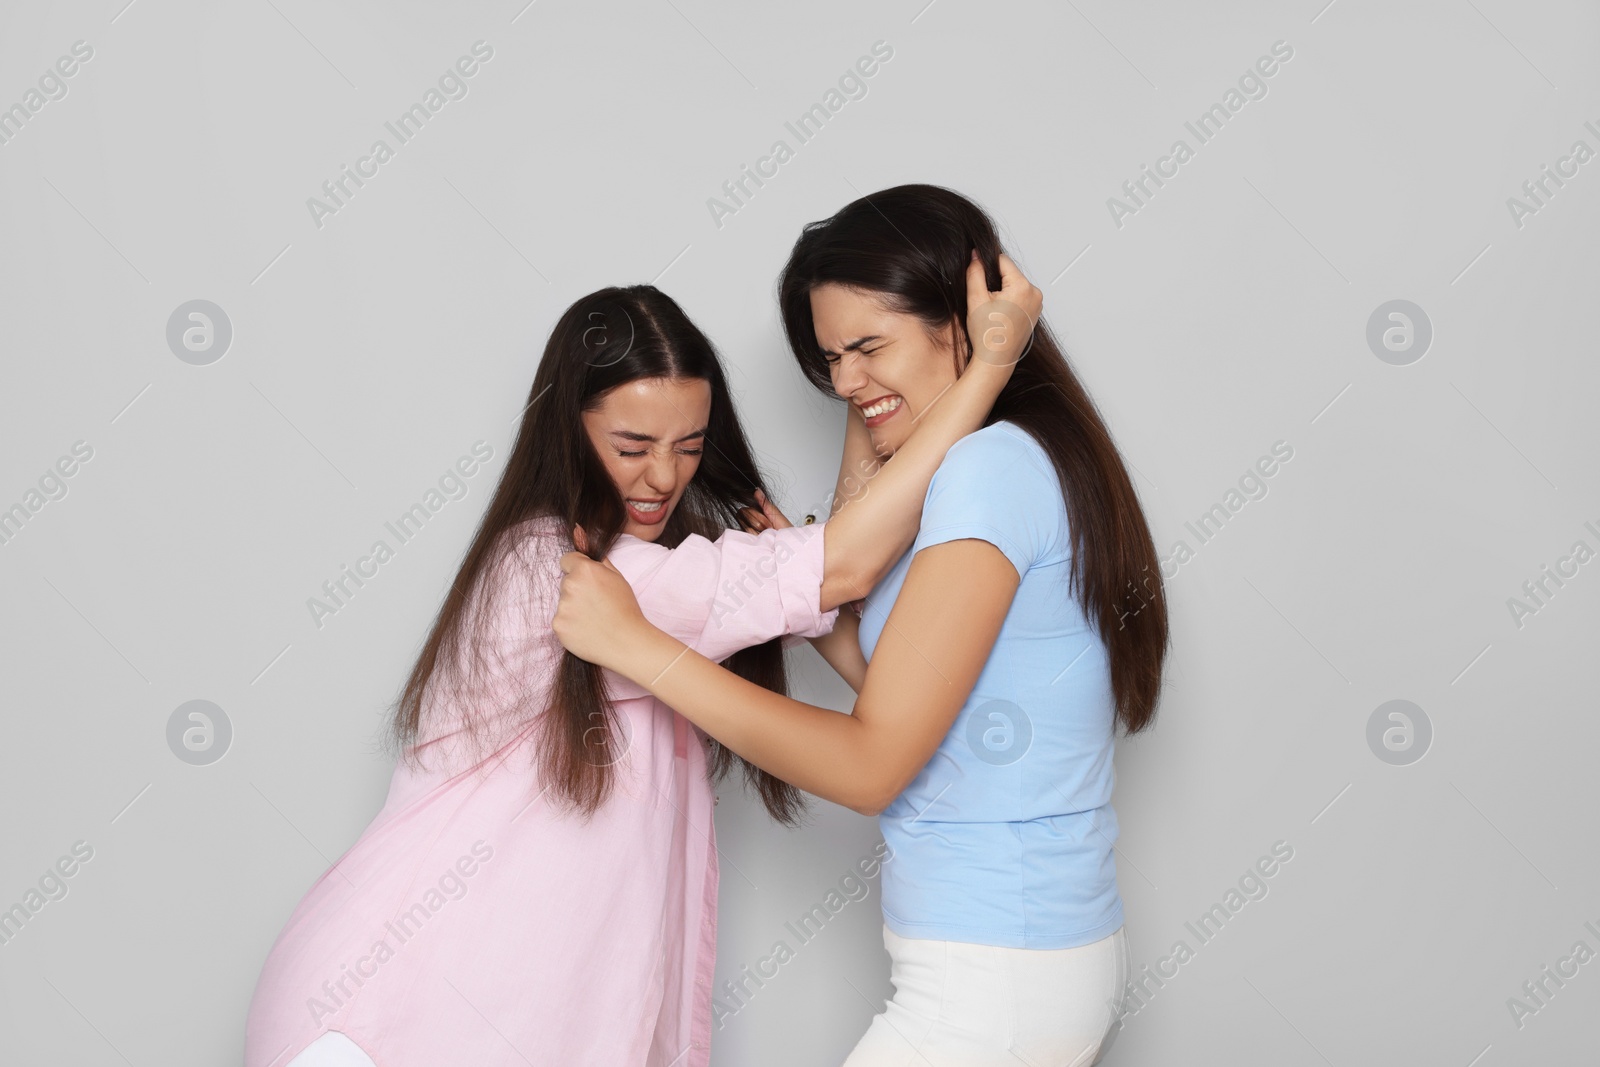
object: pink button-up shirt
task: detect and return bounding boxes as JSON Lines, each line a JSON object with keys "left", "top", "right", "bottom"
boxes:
{"left": 244, "top": 516, "right": 837, "bottom": 1066}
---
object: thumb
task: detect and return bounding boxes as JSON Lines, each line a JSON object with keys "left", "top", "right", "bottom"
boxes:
{"left": 572, "top": 524, "right": 590, "bottom": 554}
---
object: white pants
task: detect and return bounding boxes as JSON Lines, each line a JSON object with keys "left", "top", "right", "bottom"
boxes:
{"left": 841, "top": 923, "right": 1130, "bottom": 1066}
{"left": 285, "top": 1031, "right": 379, "bottom": 1067}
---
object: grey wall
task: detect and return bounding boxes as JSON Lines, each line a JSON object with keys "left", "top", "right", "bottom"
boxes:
{"left": 2, "top": 0, "right": 1596, "bottom": 1064}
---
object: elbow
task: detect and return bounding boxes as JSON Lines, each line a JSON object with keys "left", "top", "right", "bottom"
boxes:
{"left": 840, "top": 727, "right": 906, "bottom": 817}
{"left": 848, "top": 778, "right": 897, "bottom": 818}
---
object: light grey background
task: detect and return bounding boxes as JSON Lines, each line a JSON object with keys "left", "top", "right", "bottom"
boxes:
{"left": 2, "top": 0, "right": 1596, "bottom": 1064}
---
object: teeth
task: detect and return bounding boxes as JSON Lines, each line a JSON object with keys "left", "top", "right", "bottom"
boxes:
{"left": 862, "top": 396, "right": 902, "bottom": 418}
{"left": 629, "top": 500, "right": 664, "bottom": 512}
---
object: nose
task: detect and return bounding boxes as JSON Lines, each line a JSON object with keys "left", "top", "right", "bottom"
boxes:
{"left": 642, "top": 449, "right": 677, "bottom": 495}
{"left": 831, "top": 351, "right": 868, "bottom": 401}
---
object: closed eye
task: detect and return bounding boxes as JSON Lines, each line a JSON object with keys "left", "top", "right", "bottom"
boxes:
{"left": 821, "top": 345, "right": 880, "bottom": 364}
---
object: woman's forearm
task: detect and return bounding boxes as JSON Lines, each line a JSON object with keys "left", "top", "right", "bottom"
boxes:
{"left": 817, "top": 357, "right": 1009, "bottom": 609}
{"left": 828, "top": 402, "right": 881, "bottom": 519}
{"left": 804, "top": 608, "right": 867, "bottom": 692}
{"left": 624, "top": 624, "right": 883, "bottom": 814}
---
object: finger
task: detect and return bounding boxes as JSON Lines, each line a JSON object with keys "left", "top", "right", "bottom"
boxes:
{"left": 964, "top": 250, "right": 992, "bottom": 311}
{"left": 571, "top": 525, "right": 589, "bottom": 554}
{"left": 996, "top": 253, "right": 1043, "bottom": 318}
{"left": 751, "top": 493, "right": 775, "bottom": 524}
{"left": 559, "top": 550, "right": 583, "bottom": 574}
{"left": 995, "top": 252, "right": 1022, "bottom": 292}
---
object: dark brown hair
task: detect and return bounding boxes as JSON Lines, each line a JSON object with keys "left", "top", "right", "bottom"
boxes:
{"left": 390, "top": 285, "right": 808, "bottom": 823}
{"left": 778, "top": 184, "right": 1167, "bottom": 735}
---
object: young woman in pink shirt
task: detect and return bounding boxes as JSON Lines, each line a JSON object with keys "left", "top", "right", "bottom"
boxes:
{"left": 243, "top": 272, "right": 1027, "bottom": 1067}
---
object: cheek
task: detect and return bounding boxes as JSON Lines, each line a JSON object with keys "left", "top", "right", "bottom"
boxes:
{"left": 867, "top": 352, "right": 913, "bottom": 395}
{"left": 601, "top": 454, "right": 634, "bottom": 491}
{"left": 898, "top": 354, "right": 952, "bottom": 412}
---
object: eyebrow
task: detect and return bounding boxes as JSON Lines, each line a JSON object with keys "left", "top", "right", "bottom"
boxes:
{"left": 819, "top": 335, "right": 884, "bottom": 356}
{"left": 607, "top": 428, "right": 707, "bottom": 443}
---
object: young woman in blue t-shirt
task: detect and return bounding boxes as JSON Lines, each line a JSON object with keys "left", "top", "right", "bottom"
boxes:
{"left": 553, "top": 184, "right": 1170, "bottom": 1066}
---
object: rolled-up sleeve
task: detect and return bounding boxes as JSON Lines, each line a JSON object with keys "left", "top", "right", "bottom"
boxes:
{"left": 607, "top": 522, "right": 839, "bottom": 669}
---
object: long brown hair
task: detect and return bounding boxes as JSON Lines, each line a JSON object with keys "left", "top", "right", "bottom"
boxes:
{"left": 778, "top": 184, "right": 1167, "bottom": 735}
{"left": 391, "top": 285, "right": 808, "bottom": 823}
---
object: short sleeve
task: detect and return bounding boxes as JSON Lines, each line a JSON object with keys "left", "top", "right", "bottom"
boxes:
{"left": 607, "top": 521, "right": 840, "bottom": 666}
{"left": 914, "top": 424, "right": 1063, "bottom": 581}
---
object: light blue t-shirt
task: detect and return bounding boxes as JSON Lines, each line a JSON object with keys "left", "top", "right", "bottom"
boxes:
{"left": 858, "top": 420, "right": 1124, "bottom": 950}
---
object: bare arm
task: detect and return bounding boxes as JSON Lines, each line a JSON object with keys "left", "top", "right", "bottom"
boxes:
{"left": 802, "top": 605, "right": 867, "bottom": 693}
{"left": 739, "top": 482, "right": 871, "bottom": 693}
{"left": 555, "top": 538, "right": 1020, "bottom": 815}
{"left": 800, "top": 402, "right": 876, "bottom": 688}
{"left": 828, "top": 399, "right": 882, "bottom": 520}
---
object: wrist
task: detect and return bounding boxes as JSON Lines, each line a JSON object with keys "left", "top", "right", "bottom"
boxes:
{"left": 959, "top": 353, "right": 1014, "bottom": 393}
{"left": 615, "top": 622, "right": 687, "bottom": 688}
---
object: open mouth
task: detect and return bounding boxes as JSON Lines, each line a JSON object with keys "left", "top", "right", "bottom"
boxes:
{"left": 858, "top": 394, "right": 903, "bottom": 427}
{"left": 625, "top": 497, "right": 669, "bottom": 525}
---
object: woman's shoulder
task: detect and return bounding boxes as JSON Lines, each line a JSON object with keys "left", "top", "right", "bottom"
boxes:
{"left": 498, "top": 517, "right": 714, "bottom": 578}
{"left": 496, "top": 514, "right": 572, "bottom": 573}
{"left": 940, "top": 420, "right": 1055, "bottom": 485}
{"left": 922, "top": 421, "right": 1069, "bottom": 569}
{"left": 506, "top": 513, "right": 567, "bottom": 543}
